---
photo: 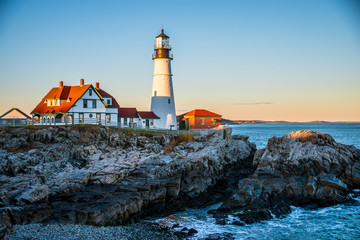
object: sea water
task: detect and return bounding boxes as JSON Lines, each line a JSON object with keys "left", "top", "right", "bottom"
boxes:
{"left": 157, "top": 123, "right": 360, "bottom": 239}
{"left": 230, "top": 122, "right": 360, "bottom": 149}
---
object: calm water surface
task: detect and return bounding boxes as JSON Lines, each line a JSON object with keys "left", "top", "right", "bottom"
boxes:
{"left": 157, "top": 123, "right": 360, "bottom": 239}
{"left": 231, "top": 123, "right": 360, "bottom": 149}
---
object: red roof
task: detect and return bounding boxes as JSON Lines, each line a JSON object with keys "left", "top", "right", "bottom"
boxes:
{"left": 0, "top": 108, "right": 31, "bottom": 119}
{"left": 138, "top": 111, "right": 160, "bottom": 119}
{"left": 95, "top": 88, "right": 120, "bottom": 108}
{"left": 31, "top": 84, "right": 99, "bottom": 114}
{"left": 118, "top": 108, "right": 139, "bottom": 118}
{"left": 184, "top": 109, "right": 222, "bottom": 117}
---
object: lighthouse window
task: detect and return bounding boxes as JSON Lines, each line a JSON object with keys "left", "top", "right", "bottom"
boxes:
{"left": 168, "top": 99, "right": 171, "bottom": 104}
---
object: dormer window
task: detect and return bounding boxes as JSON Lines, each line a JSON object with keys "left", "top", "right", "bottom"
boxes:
{"left": 107, "top": 99, "right": 110, "bottom": 105}
{"left": 89, "top": 89, "right": 92, "bottom": 96}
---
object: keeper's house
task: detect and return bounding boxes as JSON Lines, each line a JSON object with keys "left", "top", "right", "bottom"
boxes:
{"left": 178, "top": 109, "right": 222, "bottom": 130}
{"left": 0, "top": 108, "right": 31, "bottom": 126}
{"left": 31, "top": 79, "right": 118, "bottom": 126}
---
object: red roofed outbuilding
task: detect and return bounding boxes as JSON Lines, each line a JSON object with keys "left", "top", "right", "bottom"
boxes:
{"left": 118, "top": 108, "right": 160, "bottom": 128}
{"left": 177, "top": 109, "right": 222, "bottom": 130}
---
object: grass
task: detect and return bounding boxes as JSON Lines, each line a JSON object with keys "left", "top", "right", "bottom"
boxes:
{"left": 164, "top": 132, "right": 195, "bottom": 153}
{"left": 0, "top": 124, "right": 205, "bottom": 139}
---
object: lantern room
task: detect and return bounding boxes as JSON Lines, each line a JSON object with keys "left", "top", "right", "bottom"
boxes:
{"left": 153, "top": 29, "right": 172, "bottom": 59}
{"left": 155, "top": 29, "right": 170, "bottom": 49}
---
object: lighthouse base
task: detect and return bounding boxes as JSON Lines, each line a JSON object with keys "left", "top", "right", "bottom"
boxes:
{"left": 151, "top": 96, "right": 177, "bottom": 130}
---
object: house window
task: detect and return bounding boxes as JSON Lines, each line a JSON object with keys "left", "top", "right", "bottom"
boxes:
{"left": 150, "top": 119, "right": 154, "bottom": 126}
{"left": 79, "top": 113, "right": 84, "bottom": 123}
{"left": 107, "top": 99, "right": 110, "bottom": 105}
{"left": 168, "top": 99, "right": 171, "bottom": 104}
{"left": 201, "top": 118, "right": 205, "bottom": 125}
{"left": 92, "top": 99, "right": 97, "bottom": 108}
{"left": 83, "top": 100, "right": 88, "bottom": 108}
{"left": 89, "top": 89, "right": 92, "bottom": 96}
{"left": 96, "top": 113, "right": 101, "bottom": 123}
{"left": 124, "top": 118, "right": 128, "bottom": 125}
{"left": 66, "top": 115, "right": 72, "bottom": 124}
{"left": 212, "top": 119, "right": 215, "bottom": 125}
{"left": 89, "top": 114, "right": 93, "bottom": 118}
{"left": 106, "top": 114, "right": 111, "bottom": 123}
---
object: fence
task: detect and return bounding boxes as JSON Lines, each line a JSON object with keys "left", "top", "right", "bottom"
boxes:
{"left": 32, "top": 118, "right": 119, "bottom": 127}
{"left": 1, "top": 117, "right": 227, "bottom": 136}
{"left": 0, "top": 119, "right": 30, "bottom": 127}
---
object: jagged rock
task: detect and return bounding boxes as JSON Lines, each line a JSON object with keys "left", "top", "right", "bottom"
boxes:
{"left": 188, "top": 228, "right": 198, "bottom": 235}
{"left": 202, "top": 232, "right": 235, "bottom": 240}
{"left": 0, "top": 126, "right": 256, "bottom": 225}
{"left": 352, "top": 163, "right": 360, "bottom": 186}
{"left": 15, "top": 185, "right": 49, "bottom": 205}
{"left": 287, "top": 130, "right": 335, "bottom": 145}
{"left": 219, "top": 130, "right": 360, "bottom": 224}
{"left": 319, "top": 174, "right": 347, "bottom": 191}
{"left": 0, "top": 223, "right": 6, "bottom": 240}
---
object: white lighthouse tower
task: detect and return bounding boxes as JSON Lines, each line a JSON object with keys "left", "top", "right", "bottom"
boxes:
{"left": 151, "top": 29, "right": 177, "bottom": 129}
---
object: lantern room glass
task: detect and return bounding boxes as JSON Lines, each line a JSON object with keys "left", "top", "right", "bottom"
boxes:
{"left": 156, "top": 37, "right": 169, "bottom": 49}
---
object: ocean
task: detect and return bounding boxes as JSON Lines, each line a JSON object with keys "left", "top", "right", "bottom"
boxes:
{"left": 231, "top": 122, "right": 360, "bottom": 149}
{"left": 157, "top": 123, "right": 360, "bottom": 239}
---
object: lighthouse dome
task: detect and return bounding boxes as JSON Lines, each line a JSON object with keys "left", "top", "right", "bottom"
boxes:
{"left": 156, "top": 29, "right": 169, "bottom": 38}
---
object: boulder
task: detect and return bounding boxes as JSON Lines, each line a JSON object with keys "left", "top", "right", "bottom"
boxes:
{"left": 319, "top": 174, "right": 347, "bottom": 191}
{"left": 219, "top": 130, "right": 360, "bottom": 223}
{"left": 0, "top": 223, "right": 6, "bottom": 240}
{"left": 15, "top": 185, "right": 49, "bottom": 205}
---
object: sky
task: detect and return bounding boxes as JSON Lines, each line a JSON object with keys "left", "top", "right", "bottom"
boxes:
{"left": 0, "top": 0, "right": 359, "bottom": 121}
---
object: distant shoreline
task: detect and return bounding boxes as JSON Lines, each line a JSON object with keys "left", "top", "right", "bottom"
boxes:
{"left": 222, "top": 119, "right": 360, "bottom": 125}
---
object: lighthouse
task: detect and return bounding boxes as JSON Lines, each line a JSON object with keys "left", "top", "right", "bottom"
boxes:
{"left": 151, "top": 29, "right": 177, "bottom": 129}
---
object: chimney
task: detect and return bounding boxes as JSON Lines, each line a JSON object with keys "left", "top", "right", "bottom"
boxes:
{"left": 80, "top": 78, "right": 84, "bottom": 87}
{"left": 59, "top": 81, "right": 63, "bottom": 87}
{"left": 95, "top": 82, "right": 100, "bottom": 89}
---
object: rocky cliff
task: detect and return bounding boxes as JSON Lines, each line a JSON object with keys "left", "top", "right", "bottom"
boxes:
{"left": 0, "top": 126, "right": 256, "bottom": 227}
{"left": 215, "top": 130, "right": 360, "bottom": 224}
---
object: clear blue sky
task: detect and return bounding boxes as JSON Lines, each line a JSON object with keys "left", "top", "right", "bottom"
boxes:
{"left": 0, "top": 0, "right": 359, "bottom": 121}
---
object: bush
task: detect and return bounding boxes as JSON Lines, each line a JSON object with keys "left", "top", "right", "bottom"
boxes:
{"left": 164, "top": 133, "right": 194, "bottom": 153}
{"left": 177, "top": 132, "right": 194, "bottom": 144}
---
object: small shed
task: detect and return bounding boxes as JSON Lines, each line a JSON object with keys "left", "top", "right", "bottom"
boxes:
{"left": 178, "top": 109, "right": 222, "bottom": 130}
{"left": 0, "top": 108, "right": 31, "bottom": 126}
